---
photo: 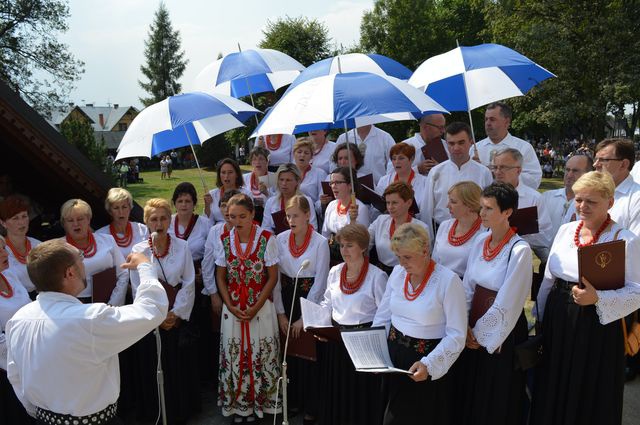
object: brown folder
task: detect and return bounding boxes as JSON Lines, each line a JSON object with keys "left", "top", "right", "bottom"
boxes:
{"left": 91, "top": 266, "right": 117, "bottom": 304}
{"left": 281, "top": 329, "right": 317, "bottom": 361}
{"left": 271, "top": 210, "right": 290, "bottom": 235}
{"left": 321, "top": 181, "right": 335, "bottom": 200}
{"left": 159, "top": 279, "right": 181, "bottom": 310}
{"left": 509, "top": 206, "right": 539, "bottom": 235}
{"left": 421, "top": 139, "right": 449, "bottom": 163}
{"left": 469, "top": 284, "right": 498, "bottom": 327}
{"left": 306, "top": 326, "right": 342, "bottom": 343}
{"left": 358, "top": 185, "right": 387, "bottom": 213}
{"left": 577, "top": 239, "right": 625, "bottom": 290}
{"left": 358, "top": 174, "right": 374, "bottom": 189}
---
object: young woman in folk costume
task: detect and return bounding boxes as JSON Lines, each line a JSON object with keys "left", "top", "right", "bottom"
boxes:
{"left": 215, "top": 194, "right": 281, "bottom": 423}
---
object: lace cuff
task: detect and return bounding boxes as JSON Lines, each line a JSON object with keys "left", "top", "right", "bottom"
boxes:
{"left": 474, "top": 306, "right": 511, "bottom": 354}
{"left": 422, "top": 344, "right": 462, "bottom": 381}
{"left": 595, "top": 285, "right": 640, "bottom": 325}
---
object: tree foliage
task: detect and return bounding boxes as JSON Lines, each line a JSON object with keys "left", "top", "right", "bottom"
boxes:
{"left": 259, "top": 16, "right": 332, "bottom": 67}
{"left": 0, "top": 0, "right": 84, "bottom": 116}
{"left": 60, "top": 118, "right": 107, "bottom": 171}
{"left": 139, "top": 2, "right": 188, "bottom": 107}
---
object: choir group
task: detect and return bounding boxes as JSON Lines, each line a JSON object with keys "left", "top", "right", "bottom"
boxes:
{"left": 2, "top": 105, "right": 640, "bottom": 425}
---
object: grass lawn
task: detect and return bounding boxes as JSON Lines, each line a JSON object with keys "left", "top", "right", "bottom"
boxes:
{"left": 127, "top": 166, "right": 252, "bottom": 206}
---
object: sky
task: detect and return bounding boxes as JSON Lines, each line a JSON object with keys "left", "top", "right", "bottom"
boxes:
{"left": 62, "top": 0, "right": 374, "bottom": 109}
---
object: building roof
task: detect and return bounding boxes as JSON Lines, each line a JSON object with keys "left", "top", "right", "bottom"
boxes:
{"left": 48, "top": 104, "right": 138, "bottom": 131}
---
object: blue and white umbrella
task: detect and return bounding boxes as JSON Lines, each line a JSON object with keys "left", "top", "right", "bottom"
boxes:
{"left": 194, "top": 48, "right": 305, "bottom": 98}
{"left": 409, "top": 43, "right": 555, "bottom": 112}
{"left": 288, "top": 53, "right": 412, "bottom": 90}
{"left": 115, "top": 91, "right": 258, "bottom": 163}
{"left": 251, "top": 72, "right": 448, "bottom": 137}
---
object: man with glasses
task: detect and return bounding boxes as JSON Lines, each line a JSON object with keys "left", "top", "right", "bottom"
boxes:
{"left": 475, "top": 102, "right": 542, "bottom": 189}
{"left": 492, "top": 148, "right": 552, "bottom": 262}
{"left": 542, "top": 154, "right": 594, "bottom": 239}
{"left": 336, "top": 124, "right": 396, "bottom": 182}
{"left": 5, "top": 239, "right": 168, "bottom": 425}
{"left": 591, "top": 138, "right": 640, "bottom": 236}
{"left": 397, "top": 113, "right": 449, "bottom": 175}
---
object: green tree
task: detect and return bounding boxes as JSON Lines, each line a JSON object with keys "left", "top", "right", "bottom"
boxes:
{"left": 0, "top": 0, "right": 84, "bottom": 116}
{"left": 259, "top": 16, "right": 332, "bottom": 67}
{"left": 139, "top": 2, "right": 188, "bottom": 106}
{"left": 60, "top": 118, "right": 107, "bottom": 171}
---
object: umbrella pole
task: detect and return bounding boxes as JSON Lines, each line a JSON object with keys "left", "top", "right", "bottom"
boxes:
{"left": 238, "top": 42, "right": 261, "bottom": 127}
{"left": 336, "top": 56, "right": 357, "bottom": 202}
{"left": 456, "top": 39, "right": 480, "bottom": 161}
{"left": 182, "top": 126, "right": 209, "bottom": 193}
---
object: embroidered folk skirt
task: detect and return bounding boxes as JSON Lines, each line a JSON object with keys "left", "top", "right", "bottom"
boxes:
{"left": 218, "top": 300, "right": 281, "bottom": 418}
{"left": 531, "top": 284, "right": 625, "bottom": 425}
{"left": 382, "top": 326, "right": 447, "bottom": 425}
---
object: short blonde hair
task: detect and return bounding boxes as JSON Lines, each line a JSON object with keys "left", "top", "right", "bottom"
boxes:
{"left": 335, "top": 223, "right": 369, "bottom": 251}
{"left": 285, "top": 194, "right": 311, "bottom": 214}
{"left": 390, "top": 223, "right": 430, "bottom": 255}
{"left": 60, "top": 199, "right": 92, "bottom": 224}
{"left": 448, "top": 181, "right": 482, "bottom": 213}
{"left": 572, "top": 171, "right": 615, "bottom": 199}
{"left": 143, "top": 198, "right": 172, "bottom": 223}
{"left": 104, "top": 187, "right": 133, "bottom": 212}
{"left": 293, "top": 138, "right": 315, "bottom": 155}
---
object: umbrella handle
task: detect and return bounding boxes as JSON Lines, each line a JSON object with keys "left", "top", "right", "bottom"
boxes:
{"left": 182, "top": 127, "right": 209, "bottom": 193}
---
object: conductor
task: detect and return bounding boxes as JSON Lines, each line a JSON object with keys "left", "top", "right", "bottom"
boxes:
{"left": 5, "top": 239, "right": 169, "bottom": 425}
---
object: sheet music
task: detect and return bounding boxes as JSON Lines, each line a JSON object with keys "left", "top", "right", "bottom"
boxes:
{"left": 300, "top": 297, "right": 332, "bottom": 329}
{"left": 340, "top": 326, "right": 412, "bottom": 374}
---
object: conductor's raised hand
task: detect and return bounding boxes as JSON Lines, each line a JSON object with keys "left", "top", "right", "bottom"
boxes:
{"left": 121, "top": 252, "right": 150, "bottom": 270}
{"left": 572, "top": 277, "right": 599, "bottom": 306}
{"left": 408, "top": 361, "right": 429, "bottom": 382}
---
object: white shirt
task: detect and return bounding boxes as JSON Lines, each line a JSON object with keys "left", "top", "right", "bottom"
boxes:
{"left": 276, "top": 230, "right": 330, "bottom": 305}
{"left": 463, "top": 234, "right": 533, "bottom": 354}
{"left": 261, "top": 194, "right": 318, "bottom": 234}
{"left": 299, "top": 167, "right": 328, "bottom": 205}
{"left": 130, "top": 236, "right": 195, "bottom": 320}
{"left": 368, "top": 215, "right": 431, "bottom": 267}
{"left": 206, "top": 186, "right": 252, "bottom": 226}
{"left": 0, "top": 269, "right": 30, "bottom": 370}
{"left": 243, "top": 172, "right": 277, "bottom": 205}
{"left": 321, "top": 262, "right": 387, "bottom": 325}
{"left": 375, "top": 172, "right": 430, "bottom": 224}
{"left": 70, "top": 233, "right": 129, "bottom": 306}
{"left": 6, "top": 236, "right": 41, "bottom": 292}
{"left": 6, "top": 262, "right": 168, "bottom": 417}
{"left": 432, "top": 219, "right": 486, "bottom": 278}
{"left": 168, "top": 214, "right": 210, "bottom": 261}
{"left": 373, "top": 263, "right": 466, "bottom": 380}
{"left": 516, "top": 183, "right": 553, "bottom": 260}
{"left": 96, "top": 222, "right": 148, "bottom": 261}
{"left": 631, "top": 161, "right": 640, "bottom": 185}
{"left": 202, "top": 222, "right": 231, "bottom": 296}
{"left": 536, "top": 222, "right": 640, "bottom": 324}
{"left": 321, "top": 199, "right": 370, "bottom": 237}
{"left": 398, "top": 133, "right": 449, "bottom": 169}
{"left": 423, "top": 159, "right": 493, "bottom": 224}
{"left": 263, "top": 134, "right": 296, "bottom": 166}
{"left": 609, "top": 175, "right": 640, "bottom": 237}
{"left": 310, "top": 141, "right": 337, "bottom": 174}
{"left": 474, "top": 133, "right": 542, "bottom": 189}
{"left": 540, "top": 188, "right": 572, "bottom": 240}
{"left": 336, "top": 126, "right": 395, "bottom": 181}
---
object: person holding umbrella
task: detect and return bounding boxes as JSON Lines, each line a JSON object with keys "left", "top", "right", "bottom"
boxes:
{"left": 204, "top": 158, "right": 250, "bottom": 227}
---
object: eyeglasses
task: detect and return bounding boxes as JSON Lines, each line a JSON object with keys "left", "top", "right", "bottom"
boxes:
{"left": 329, "top": 181, "right": 348, "bottom": 186}
{"left": 422, "top": 122, "right": 445, "bottom": 131}
{"left": 593, "top": 157, "right": 622, "bottom": 163}
{"left": 489, "top": 165, "right": 521, "bottom": 172}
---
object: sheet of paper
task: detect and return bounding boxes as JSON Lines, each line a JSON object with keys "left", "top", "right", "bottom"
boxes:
{"left": 300, "top": 297, "right": 332, "bottom": 329}
{"left": 340, "top": 326, "right": 411, "bottom": 374}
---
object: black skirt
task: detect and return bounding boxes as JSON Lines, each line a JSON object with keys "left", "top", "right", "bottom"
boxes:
{"left": 129, "top": 322, "right": 201, "bottom": 424}
{"left": 0, "top": 369, "right": 34, "bottom": 424}
{"left": 316, "top": 322, "right": 384, "bottom": 425}
{"left": 456, "top": 312, "right": 528, "bottom": 425}
{"left": 383, "top": 326, "right": 448, "bottom": 425}
{"left": 531, "top": 284, "right": 625, "bottom": 425}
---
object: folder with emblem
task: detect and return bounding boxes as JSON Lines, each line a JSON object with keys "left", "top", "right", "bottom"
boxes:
{"left": 421, "top": 140, "right": 449, "bottom": 163}
{"left": 469, "top": 284, "right": 498, "bottom": 327}
{"left": 91, "top": 266, "right": 117, "bottom": 304}
{"left": 509, "top": 206, "right": 539, "bottom": 236}
{"left": 577, "top": 239, "right": 625, "bottom": 290}
{"left": 271, "top": 209, "right": 290, "bottom": 235}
